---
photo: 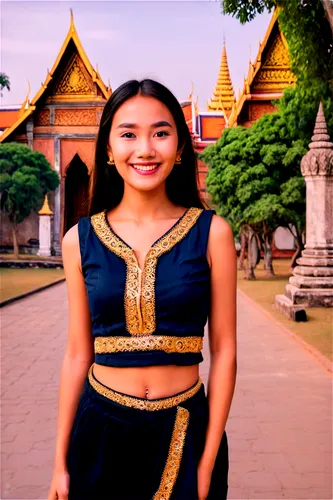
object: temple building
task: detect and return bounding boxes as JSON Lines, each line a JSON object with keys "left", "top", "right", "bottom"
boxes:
{"left": 186, "top": 8, "right": 296, "bottom": 215}
{"left": 0, "top": 11, "right": 111, "bottom": 254}
{"left": 0, "top": 9, "right": 296, "bottom": 255}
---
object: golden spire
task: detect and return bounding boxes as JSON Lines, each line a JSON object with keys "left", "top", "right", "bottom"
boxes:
{"left": 188, "top": 81, "right": 194, "bottom": 100}
{"left": 19, "top": 80, "right": 31, "bottom": 117}
{"left": 70, "top": 8, "right": 75, "bottom": 32}
{"left": 38, "top": 194, "right": 53, "bottom": 216}
{"left": 207, "top": 39, "right": 235, "bottom": 117}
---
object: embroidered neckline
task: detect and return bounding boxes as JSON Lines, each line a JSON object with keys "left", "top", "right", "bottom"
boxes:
{"left": 103, "top": 207, "right": 192, "bottom": 255}
{"left": 91, "top": 207, "right": 203, "bottom": 335}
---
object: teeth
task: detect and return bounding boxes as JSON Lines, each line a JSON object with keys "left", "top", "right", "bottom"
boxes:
{"left": 132, "top": 164, "right": 159, "bottom": 172}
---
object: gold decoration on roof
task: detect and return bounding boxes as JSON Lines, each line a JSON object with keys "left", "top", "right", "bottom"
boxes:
{"left": 54, "top": 54, "right": 93, "bottom": 96}
{"left": 18, "top": 80, "right": 31, "bottom": 117}
{"left": 38, "top": 194, "right": 53, "bottom": 216}
{"left": 207, "top": 39, "right": 235, "bottom": 117}
{"left": 0, "top": 9, "right": 111, "bottom": 142}
{"left": 188, "top": 81, "right": 194, "bottom": 101}
{"left": 229, "top": 8, "right": 296, "bottom": 127}
{"left": 252, "top": 32, "right": 295, "bottom": 92}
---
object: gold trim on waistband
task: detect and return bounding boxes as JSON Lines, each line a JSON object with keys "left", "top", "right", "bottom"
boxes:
{"left": 153, "top": 406, "right": 189, "bottom": 500}
{"left": 87, "top": 365, "right": 203, "bottom": 411}
{"left": 94, "top": 335, "right": 203, "bottom": 354}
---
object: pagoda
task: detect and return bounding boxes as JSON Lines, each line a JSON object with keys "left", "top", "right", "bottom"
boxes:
{"left": 207, "top": 40, "right": 236, "bottom": 119}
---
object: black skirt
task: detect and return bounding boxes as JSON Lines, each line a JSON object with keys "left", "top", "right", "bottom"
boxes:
{"left": 67, "top": 365, "right": 229, "bottom": 500}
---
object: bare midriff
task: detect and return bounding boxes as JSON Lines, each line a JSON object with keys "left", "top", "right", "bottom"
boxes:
{"left": 93, "top": 363, "right": 200, "bottom": 400}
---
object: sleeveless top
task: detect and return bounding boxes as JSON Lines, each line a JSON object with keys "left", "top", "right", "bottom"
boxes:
{"left": 78, "top": 207, "right": 215, "bottom": 367}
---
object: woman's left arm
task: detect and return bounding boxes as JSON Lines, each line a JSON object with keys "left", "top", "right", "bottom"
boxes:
{"left": 198, "top": 214, "right": 237, "bottom": 499}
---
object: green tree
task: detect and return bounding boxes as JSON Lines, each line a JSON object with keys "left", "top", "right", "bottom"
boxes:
{"left": 0, "top": 143, "right": 59, "bottom": 257}
{"left": 200, "top": 102, "right": 309, "bottom": 277}
{"left": 0, "top": 73, "right": 10, "bottom": 96}
{"left": 210, "top": 0, "right": 333, "bottom": 277}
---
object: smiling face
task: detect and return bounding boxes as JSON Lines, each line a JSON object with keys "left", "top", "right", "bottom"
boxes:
{"left": 108, "top": 94, "right": 180, "bottom": 192}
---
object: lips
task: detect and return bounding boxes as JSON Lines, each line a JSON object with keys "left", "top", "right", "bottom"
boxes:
{"left": 130, "top": 163, "right": 161, "bottom": 175}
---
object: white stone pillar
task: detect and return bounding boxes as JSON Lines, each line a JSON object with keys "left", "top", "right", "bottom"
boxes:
{"left": 275, "top": 102, "right": 333, "bottom": 320}
{"left": 37, "top": 195, "right": 54, "bottom": 257}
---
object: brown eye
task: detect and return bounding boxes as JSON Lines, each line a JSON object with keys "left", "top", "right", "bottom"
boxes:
{"left": 155, "top": 131, "right": 169, "bottom": 137}
{"left": 121, "top": 132, "right": 135, "bottom": 139}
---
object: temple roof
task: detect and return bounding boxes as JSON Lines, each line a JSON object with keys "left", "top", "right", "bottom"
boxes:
{"left": 0, "top": 108, "right": 20, "bottom": 132}
{"left": 207, "top": 40, "right": 235, "bottom": 118}
{"left": 229, "top": 9, "right": 296, "bottom": 127}
{"left": 0, "top": 10, "right": 111, "bottom": 143}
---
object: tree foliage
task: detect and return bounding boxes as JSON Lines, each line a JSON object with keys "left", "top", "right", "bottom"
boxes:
{"left": 211, "top": 0, "right": 333, "bottom": 275}
{"left": 0, "top": 143, "right": 59, "bottom": 256}
{"left": 0, "top": 73, "right": 10, "bottom": 96}
{"left": 199, "top": 86, "right": 321, "bottom": 274}
{"left": 202, "top": 103, "right": 307, "bottom": 232}
{"left": 220, "top": 0, "right": 275, "bottom": 23}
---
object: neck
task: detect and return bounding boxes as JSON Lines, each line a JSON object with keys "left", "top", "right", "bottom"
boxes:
{"left": 115, "top": 183, "right": 181, "bottom": 222}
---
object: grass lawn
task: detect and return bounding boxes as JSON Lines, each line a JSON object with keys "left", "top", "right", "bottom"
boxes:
{"left": 0, "top": 267, "right": 65, "bottom": 303}
{"left": 0, "top": 253, "right": 62, "bottom": 262}
{"left": 237, "top": 259, "right": 333, "bottom": 361}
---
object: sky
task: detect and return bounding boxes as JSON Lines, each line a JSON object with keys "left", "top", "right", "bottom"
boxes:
{"left": 0, "top": 1, "right": 272, "bottom": 110}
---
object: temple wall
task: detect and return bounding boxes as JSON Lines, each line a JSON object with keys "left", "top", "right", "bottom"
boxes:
{"left": 60, "top": 138, "right": 96, "bottom": 175}
{"left": 33, "top": 138, "right": 54, "bottom": 166}
{"left": 249, "top": 102, "right": 277, "bottom": 122}
{"left": 0, "top": 210, "right": 39, "bottom": 252}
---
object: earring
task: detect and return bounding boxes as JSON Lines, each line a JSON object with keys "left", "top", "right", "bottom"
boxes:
{"left": 107, "top": 153, "right": 115, "bottom": 166}
{"left": 175, "top": 153, "right": 182, "bottom": 165}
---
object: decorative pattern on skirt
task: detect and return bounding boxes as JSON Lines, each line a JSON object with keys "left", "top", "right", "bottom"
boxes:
{"left": 67, "top": 364, "right": 229, "bottom": 500}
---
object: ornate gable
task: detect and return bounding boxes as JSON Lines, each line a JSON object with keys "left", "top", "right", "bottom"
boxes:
{"left": 0, "top": 10, "right": 111, "bottom": 142}
{"left": 252, "top": 26, "right": 296, "bottom": 93}
{"left": 52, "top": 53, "right": 96, "bottom": 100}
{"left": 229, "top": 9, "right": 296, "bottom": 127}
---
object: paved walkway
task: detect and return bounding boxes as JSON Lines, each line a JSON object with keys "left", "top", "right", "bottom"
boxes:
{"left": 1, "top": 283, "right": 332, "bottom": 499}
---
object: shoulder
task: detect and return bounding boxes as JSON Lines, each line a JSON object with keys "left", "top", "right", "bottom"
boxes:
{"left": 209, "top": 213, "right": 233, "bottom": 241}
{"left": 61, "top": 223, "right": 82, "bottom": 268}
{"left": 62, "top": 222, "right": 79, "bottom": 251}
{"left": 207, "top": 214, "right": 236, "bottom": 267}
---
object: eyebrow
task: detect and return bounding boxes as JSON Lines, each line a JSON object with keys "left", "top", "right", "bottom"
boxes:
{"left": 116, "top": 121, "right": 173, "bottom": 129}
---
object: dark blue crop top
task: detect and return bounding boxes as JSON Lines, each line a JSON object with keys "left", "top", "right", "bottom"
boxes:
{"left": 78, "top": 207, "right": 215, "bottom": 367}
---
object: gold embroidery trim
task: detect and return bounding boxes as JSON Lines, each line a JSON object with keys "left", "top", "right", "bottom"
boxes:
{"left": 94, "top": 335, "right": 203, "bottom": 354}
{"left": 90, "top": 207, "right": 203, "bottom": 336}
{"left": 153, "top": 406, "right": 189, "bottom": 500}
{"left": 88, "top": 364, "right": 202, "bottom": 411}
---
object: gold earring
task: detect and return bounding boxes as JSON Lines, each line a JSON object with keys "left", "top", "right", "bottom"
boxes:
{"left": 175, "top": 153, "right": 182, "bottom": 165}
{"left": 107, "top": 153, "right": 115, "bottom": 166}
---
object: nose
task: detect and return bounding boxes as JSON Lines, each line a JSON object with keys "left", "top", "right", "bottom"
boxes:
{"left": 136, "top": 137, "right": 156, "bottom": 159}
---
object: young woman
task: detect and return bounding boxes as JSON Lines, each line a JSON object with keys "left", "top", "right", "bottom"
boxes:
{"left": 48, "top": 79, "right": 237, "bottom": 500}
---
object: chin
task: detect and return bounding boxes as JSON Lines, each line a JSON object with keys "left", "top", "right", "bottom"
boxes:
{"left": 130, "top": 181, "right": 164, "bottom": 193}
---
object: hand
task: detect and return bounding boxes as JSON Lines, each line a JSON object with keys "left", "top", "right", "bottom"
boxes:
{"left": 197, "top": 460, "right": 213, "bottom": 500}
{"left": 47, "top": 469, "right": 70, "bottom": 500}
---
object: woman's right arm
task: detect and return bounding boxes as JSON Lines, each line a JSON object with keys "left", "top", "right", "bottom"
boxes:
{"left": 48, "top": 223, "right": 94, "bottom": 500}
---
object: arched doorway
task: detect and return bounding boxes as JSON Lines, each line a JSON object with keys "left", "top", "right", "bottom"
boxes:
{"left": 64, "top": 154, "right": 90, "bottom": 233}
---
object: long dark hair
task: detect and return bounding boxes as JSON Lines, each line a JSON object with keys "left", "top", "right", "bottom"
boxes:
{"left": 88, "top": 79, "right": 206, "bottom": 215}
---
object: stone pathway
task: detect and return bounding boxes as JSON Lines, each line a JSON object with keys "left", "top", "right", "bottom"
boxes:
{"left": 1, "top": 283, "right": 332, "bottom": 499}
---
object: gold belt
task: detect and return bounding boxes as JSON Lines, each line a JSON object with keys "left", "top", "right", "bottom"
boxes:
{"left": 94, "top": 335, "right": 203, "bottom": 354}
{"left": 88, "top": 364, "right": 202, "bottom": 411}
{"left": 87, "top": 364, "right": 203, "bottom": 500}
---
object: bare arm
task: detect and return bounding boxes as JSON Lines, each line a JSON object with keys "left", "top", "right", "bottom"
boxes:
{"left": 200, "top": 215, "right": 237, "bottom": 475}
{"left": 52, "top": 223, "right": 94, "bottom": 473}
